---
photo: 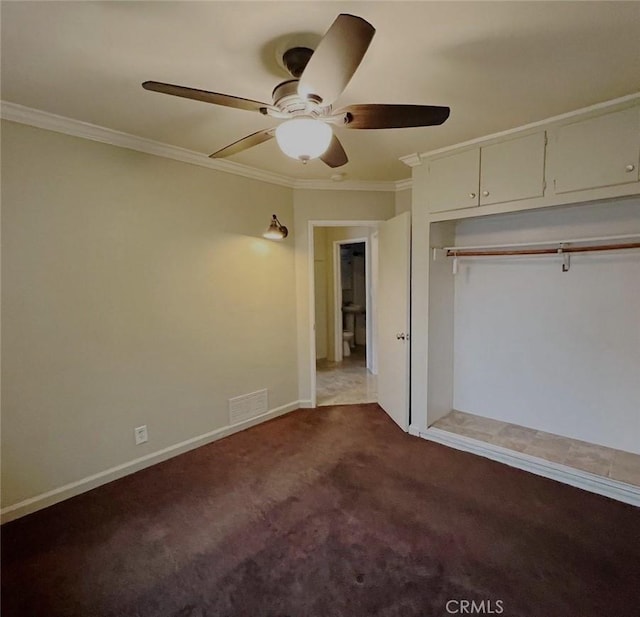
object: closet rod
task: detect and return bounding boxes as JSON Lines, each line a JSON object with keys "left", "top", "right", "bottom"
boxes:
{"left": 442, "top": 233, "right": 640, "bottom": 253}
{"left": 446, "top": 242, "right": 640, "bottom": 258}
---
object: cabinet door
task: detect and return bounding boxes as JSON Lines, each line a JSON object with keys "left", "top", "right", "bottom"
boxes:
{"left": 480, "top": 132, "right": 546, "bottom": 206}
{"left": 553, "top": 107, "right": 640, "bottom": 194}
{"left": 426, "top": 148, "right": 480, "bottom": 212}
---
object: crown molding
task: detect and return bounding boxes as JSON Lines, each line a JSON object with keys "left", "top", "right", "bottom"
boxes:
{"left": 399, "top": 153, "right": 422, "bottom": 167}
{"left": 0, "top": 101, "right": 409, "bottom": 193}
{"left": 395, "top": 178, "right": 412, "bottom": 191}
{"left": 292, "top": 178, "right": 400, "bottom": 192}
{"left": 414, "top": 91, "right": 640, "bottom": 162}
{"left": 0, "top": 101, "right": 295, "bottom": 188}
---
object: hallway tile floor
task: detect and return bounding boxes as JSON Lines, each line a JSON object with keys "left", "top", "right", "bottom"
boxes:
{"left": 432, "top": 410, "right": 640, "bottom": 486}
{"left": 316, "top": 346, "right": 377, "bottom": 406}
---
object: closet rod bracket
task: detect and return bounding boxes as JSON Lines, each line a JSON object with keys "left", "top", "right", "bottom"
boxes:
{"left": 558, "top": 243, "right": 570, "bottom": 273}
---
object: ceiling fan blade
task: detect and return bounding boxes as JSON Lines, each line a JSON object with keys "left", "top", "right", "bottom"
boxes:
{"left": 337, "top": 104, "right": 450, "bottom": 129}
{"left": 320, "top": 134, "right": 348, "bottom": 168}
{"left": 298, "top": 14, "right": 375, "bottom": 105}
{"left": 209, "top": 129, "right": 275, "bottom": 159}
{"left": 142, "top": 81, "right": 268, "bottom": 113}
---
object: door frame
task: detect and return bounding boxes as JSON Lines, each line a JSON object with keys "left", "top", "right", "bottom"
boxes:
{"left": 333, "top": 237, "right": 369, "bottom": 364}
{"left": 308, "top": 220, "right": 383, "bottom": 408}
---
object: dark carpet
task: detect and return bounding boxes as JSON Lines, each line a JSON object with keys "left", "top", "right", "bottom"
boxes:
{"left": 2, "top": 404, "right": 639, "bottom": 617}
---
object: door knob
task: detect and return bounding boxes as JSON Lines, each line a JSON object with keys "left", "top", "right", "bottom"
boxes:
{"left": 396, "top": 332, "right": 406, "bottom": 340}
{"left": 626, "top": 164, "right": 636, "bottom": 172}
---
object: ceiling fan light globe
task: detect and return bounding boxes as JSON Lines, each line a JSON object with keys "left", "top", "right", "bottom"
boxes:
{"left": 275, "top": 118, "right": 332, "bottom": 162}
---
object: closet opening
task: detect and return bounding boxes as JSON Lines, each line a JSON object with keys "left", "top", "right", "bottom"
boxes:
{"left": 424, "top": 200, "right": 640, "bottom": 488}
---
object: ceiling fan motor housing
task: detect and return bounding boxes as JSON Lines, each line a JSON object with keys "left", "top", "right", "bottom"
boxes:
{"left": 272, "top": 79, "right": 323, "bottom": 115}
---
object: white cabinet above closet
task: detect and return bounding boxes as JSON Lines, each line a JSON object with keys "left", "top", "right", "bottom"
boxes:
{"left": 426, "top": 131, "right": 546, "bottom": 213}
{"left": 426, "top": 148, "right": 480, "bottom": 213}
{"left": 553, "top": 106, "right": 640, "bottom": 194}
{"left": 480, "top": 132, "right": 546, "bottom": 206}
{"left": 412, "top": 95, "right": 640, "bottom": 221}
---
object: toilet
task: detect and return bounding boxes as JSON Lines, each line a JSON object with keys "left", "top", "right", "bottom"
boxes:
{"left": 342, "top": 331, "right": 355, "bottom": 357}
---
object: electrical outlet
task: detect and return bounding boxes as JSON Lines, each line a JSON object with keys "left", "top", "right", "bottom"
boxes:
{"left": 134, "top": 425, "right": 148, "bottom": 445}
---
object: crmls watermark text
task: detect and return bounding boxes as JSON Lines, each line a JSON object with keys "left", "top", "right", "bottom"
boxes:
{"left": 445, "top": 599, "right": 504, "bottom": 614}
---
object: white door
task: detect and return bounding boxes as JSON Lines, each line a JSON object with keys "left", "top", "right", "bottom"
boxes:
{"left": 377, "top": 211, "right": 411, "bottom": 430}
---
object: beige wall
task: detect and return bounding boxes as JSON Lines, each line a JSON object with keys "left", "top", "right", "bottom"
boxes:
{"left": 395, "top": 188, "right": 412, "bottom": 215}
{"left": 1, "top": 121, "right": 298, "bottom": 510}
{"left": 293, "top": 189, "right": 395, "bottom": 404}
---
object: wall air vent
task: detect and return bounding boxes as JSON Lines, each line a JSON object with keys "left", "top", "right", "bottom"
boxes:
{"left": 228, "top": 389, "right": 268, "bottom": 425}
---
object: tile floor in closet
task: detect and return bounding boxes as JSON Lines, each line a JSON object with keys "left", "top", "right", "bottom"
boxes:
{"left": 432, "top": 410, "right": 640, "bottom": 487}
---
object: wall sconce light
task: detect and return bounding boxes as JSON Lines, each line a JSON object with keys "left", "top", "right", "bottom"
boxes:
{"left": 263, "top": 214, "right": 288, "bottom": 240}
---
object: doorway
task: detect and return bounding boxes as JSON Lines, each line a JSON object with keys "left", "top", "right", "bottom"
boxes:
{"left": 307, "top": 214, "right": 411, "bottom": 429}
{"left": 312, "top": 225, "right": 378, "bottom": 406}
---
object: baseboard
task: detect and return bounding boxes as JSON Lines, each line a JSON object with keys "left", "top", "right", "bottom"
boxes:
{"left": 298, "top": 399, "right": 315, "bottom": 408}
{"left": 420, "top": 427, "right": 640, "bottom": 508}
{"left": 1, "top": 400, "right": 302, "bottom": 524}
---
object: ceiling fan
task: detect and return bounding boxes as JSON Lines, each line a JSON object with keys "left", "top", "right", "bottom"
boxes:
{"left": 142, "top": 13, "right": 450, "bottom": 168}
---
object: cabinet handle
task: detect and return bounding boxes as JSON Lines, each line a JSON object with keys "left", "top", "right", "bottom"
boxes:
{"left": 469, "top": 192, "right": 477, "bottom": 199}
{"left": 482, "top": 190, "right": 490, "bottom": 197}
{"left": 626, "top": 164, "right": 636, "bottom": 172}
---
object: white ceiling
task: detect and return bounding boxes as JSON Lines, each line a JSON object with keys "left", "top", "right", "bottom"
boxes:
{"left": 2, "top": 1, "right": 639, "bottom": 182}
